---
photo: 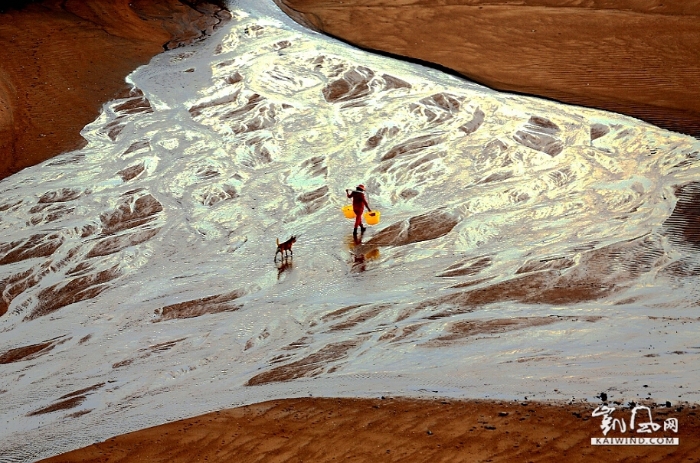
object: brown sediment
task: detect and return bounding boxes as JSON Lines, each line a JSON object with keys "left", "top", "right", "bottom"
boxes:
{"left": 188, "top": 91, "right": 242, "bottom": 118}
{"left": 113, "top": 337, "right": 187, "bottom": 369}
{"left": 515, "top": 256, "right": 575, "bottom": 274}
{"left": 460, "top": 107, "right": 486, "bottom": 135}
{"left": 111, "top": 91, "right": 153, "bottom": 115}
{"left": 367, "top": 209, "right": 459, "bottom": 246}
{"left": 0, "top": 233, "right": 64, "bottom": 265}
{"left": 428, "top": 315, "right": 602, "bottom": 346}
{"left": 24, "top": 265, "right": 121, "bottom": 320}
{"left": 83, "top": 191, "right": 164, "bottom": 259}
{"left": 99, "top": 193, "right": 163, "bottom": 235}
{"left": 437, "top": 256, "right": 492, "bottom": 278}
{"left": 664, "top": 182, "right": 700, "bottom": 248}
{"left": 27, "top": 396, "right": 87, "bottom": 417}
{"left": 58, "top": 383, "right": 105, "bottom": 400}
{"left": 111, "top": 359, "right": 134, "bottom": 369}
{"left": 38, "top": 397, "right": 700, "bottom": 463}
{"left": 153, "top": 290, "right": 246, "bottom": 322}
{"left": 513, "top": 116, "right": 564, "bottom": 157}
{"left": 363, "top": 126, "right": 400, "bottom": 152}
{"left": 244, "top": 329, "right": 271, "bottom": 351}
{"left": 66, "top": 409, "right": 94, "bottom": 419}
{"left": 1, "top": 190, "right": 162, "bottom": 318}
{"left": 0, "top": 268, "right": 35, "bottom": 317}
{"left": 246, "top": 339, "right": 363, "bottom": 385}
{"left": 26, "top": 382, "right": 103, "bottom": 417}
{"left": 300, "top": 155, "right": 328, "bottom": 177}
{"left": 382, "top": 74, "right": 411, "bottom": 91}
{"left": 148, "top": 338, "right": 187, "bottom": 353}
{"left": 326, "top": 304, "right": 389, "bottom": 332}
{"left": 434, "top": 267, "right": 611, "bottom": 309}
{"left": 380, "top": 134, "right": 443, "bottom": 163}
{"left": 37, "top": 188, "right": 86, "bottom": 204}
{"left": 297, "top": 185, "right": 329, "bottom": 203}
{"left": 419, "top": 233, "right": 672, "bottom": 322}
{"left": 0, "top": 0, "right": 231, "bottom": 180}
{"left": 0, "top": 336, "right": 68, "bottom": 364}
{"left": 221, "top": 93, "right": 264, "bottom": 120}
{"left": 87, "top": 229, "right": 160, "bottom": 258}
{"left": 117, "top": 163, "right": 146, "bottom": 182}
{"left": 0, "top": 246, "right": 89, "bottom": 318}
{"left": 378, "top": 322, "right": 425, "bottom": 342}
{"left": 590, "top": 123, "right": 610, "bottom": 141}
{"left": 280, "top": 336, "right": 311, "bottom": 351}
{"left": 320, "top": 303, "right": 366, "bottom": 322}
{"left": 275, "top": 0, "right": 700, "bottom": 138}
{"left": 411, "top": 93, "right": 462, "bottom": 124}
{"left": 322, "top": 66, "right": 375, "bottom": 103}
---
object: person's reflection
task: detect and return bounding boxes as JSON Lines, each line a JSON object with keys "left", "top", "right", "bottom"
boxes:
{"left": 347, "top": 238, "right": 380, "bottom": 273}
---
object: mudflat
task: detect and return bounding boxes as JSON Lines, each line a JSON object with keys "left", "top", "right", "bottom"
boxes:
{"left": 274, "top": 0, "right": 700, "bottom": 138}
{"left": 40, "top": 397, "right": 700, "bottom": 463}
{"left": 0, "top": 0, "right": 229, "bottom": 180}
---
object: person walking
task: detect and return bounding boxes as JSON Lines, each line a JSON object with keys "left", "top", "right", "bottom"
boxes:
{"left": 346, "top": 184, "right": 371, "bottom": 236}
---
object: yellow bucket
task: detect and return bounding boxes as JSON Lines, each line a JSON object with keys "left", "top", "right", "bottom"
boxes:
{"left": 342, "top": 204, "right": 356, "bottom": 219}
{"left": 364, "top": 210, "right": 380, "bottom": 225}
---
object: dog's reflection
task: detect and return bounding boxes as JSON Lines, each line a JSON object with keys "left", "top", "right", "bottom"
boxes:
{"left": 276, "top": 255, "right": 293, "bottom": 279}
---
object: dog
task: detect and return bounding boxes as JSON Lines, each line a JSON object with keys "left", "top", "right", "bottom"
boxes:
{"left": 275, "top": 235, "right": 296, "bottom": 261}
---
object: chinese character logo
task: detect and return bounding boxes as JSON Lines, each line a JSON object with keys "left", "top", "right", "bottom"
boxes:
{"left": 592, "top": 405, "right": 626, "bottom": 435}
{"left": 630, "top": 406, "right": 661, "bottom": 433}
{"left": 592, "top": 405, "right": 679, "bottom": 436}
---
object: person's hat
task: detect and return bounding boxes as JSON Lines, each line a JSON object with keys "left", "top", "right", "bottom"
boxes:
{"left": 356, "top": 184, "right": 365, "bottom": 191}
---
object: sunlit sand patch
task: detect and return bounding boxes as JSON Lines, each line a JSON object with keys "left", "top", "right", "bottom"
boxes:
{"left": 0, "top": 233, "right": 65, "bottom": 266}
{"left": 320, "top": 304, "right": 367, "bottom": 323}
{"left": 27, "top": 396, "right": 88, "bottom": 417}
{"left": 244, "top": 328, "right": 271, "bottom": 351}
{"left": 0, "top": 190, "right": 164, "bottom": 321}
{"left": 117, "top": 163, "right": 146, "bottom": 182}
{"left": 513, "top": 116, "right": 565, "bottom": 157}
{"left": 377, "top": 322, "right": 426, "bottom": 343}
{"left": 153, "top": 290, "right": 246, "bottom": 322}
{"left": 0, "top": 336, "right": 70, "bottom": 364}
{"left": 112, "top": 90, "right": 154, "bottom": 116}
{"left": 515, "top": 256, "right": 575, "bottom": 274}
{"left": 367, "top": 210, "right": 460, "bottom": 246}
{"left": 437, "top": 255, "right": 492, "bottom": 278}
{"left": 246, "top": 338, "right": 367, "bottom": 385}
{"left": 663, "top": 182, "right": 700, "bottom": 249}
{"left": 425, "top": 315, "right": 603, "bottom": 347}
{"left": 24, "top": 265, "right": 121, "bottom": 321}
{"left": 325, "top": 304, "right": 390, "bottom": 332}
{"left": 413, "top": 232, "right": 677, "bottom": 325}
{"left": 27, "top": 383, "right": 105, "bottom": 417}
{"left": 101, "top": 92, "right": 155, "bottom": 142}
{"left": 112, "top": 337, "right": 188, "bottom": 370}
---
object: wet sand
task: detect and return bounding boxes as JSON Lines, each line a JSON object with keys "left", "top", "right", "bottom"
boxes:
{"left": 274, "top": 0, "right": 700, "bottom": 138}
{"left": 40, "top": 397, "right": 700, "bottom": 462}
{"left": 0, "top": 0, "right": 230, "bottom": 180}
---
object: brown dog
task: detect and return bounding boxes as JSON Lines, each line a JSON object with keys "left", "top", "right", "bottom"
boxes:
{"left": 275, "top": 235, "right": 296, "bottom": 261}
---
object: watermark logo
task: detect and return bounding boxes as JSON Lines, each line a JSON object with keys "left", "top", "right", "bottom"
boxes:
{"left": 590, "top": 405, "right": 679, "bottom": 446}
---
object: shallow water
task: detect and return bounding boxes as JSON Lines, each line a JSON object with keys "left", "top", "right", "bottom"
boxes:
{"left": 1, "top": 0, "right": 699, "bottom": 460}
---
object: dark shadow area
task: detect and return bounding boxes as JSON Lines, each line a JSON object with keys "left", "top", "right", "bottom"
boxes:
{"left": 0, "top": 0, "right": 42, "bottom": 13}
